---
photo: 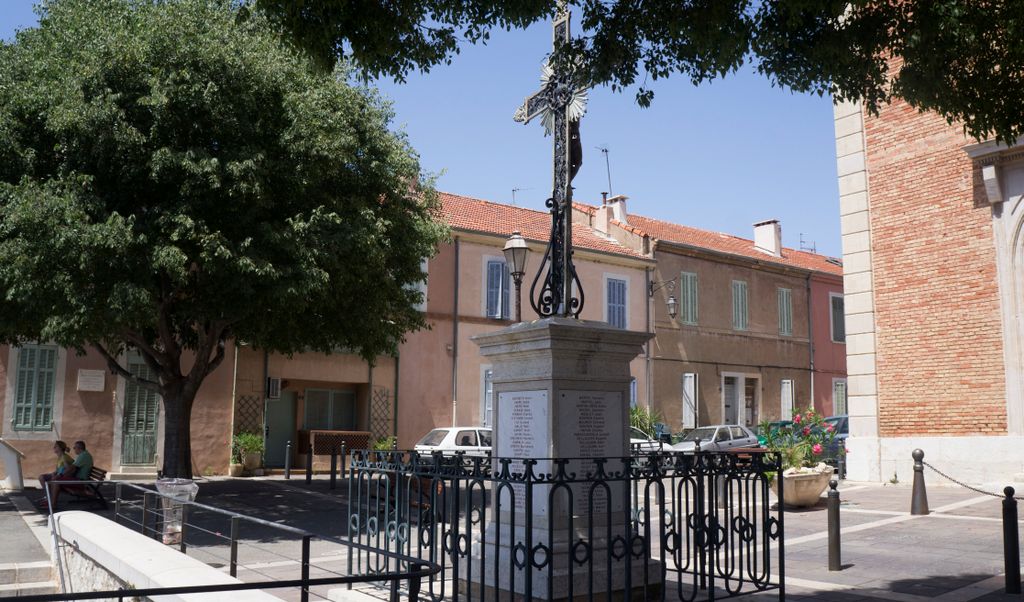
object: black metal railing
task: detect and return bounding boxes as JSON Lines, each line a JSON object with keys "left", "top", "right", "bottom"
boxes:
{"left": 27, "top": 479, "right": 441, "bottom": 602}
{"left": 346, "top": 448, "right": 785, "bottom": 601}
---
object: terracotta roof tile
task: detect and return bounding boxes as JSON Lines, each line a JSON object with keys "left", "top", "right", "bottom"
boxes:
{"left": 438, "top": 192, "right": 648, "bottom": 260}
{"left": 572, "top": 203, "right": 842, "bottom": 275}
{"left": 624, "top": 212, "right": 842, "bottom": 275}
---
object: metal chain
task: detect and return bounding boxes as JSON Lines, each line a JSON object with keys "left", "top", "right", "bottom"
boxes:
{"left": 921, "top": 460, "right": 1023, "bottom": 500}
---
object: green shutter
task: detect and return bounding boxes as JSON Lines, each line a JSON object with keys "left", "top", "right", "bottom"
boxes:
{"left": 778, "top": 288, "right": 792, "bottom": 336}
{"left": 13, "top": 346, "right": 57, "bottom": 431}
{"left": 680, "top": 272, "right": 698, "bottom": 324}
{"left": 733, "top": 281, "right": 748, "bottom": 330}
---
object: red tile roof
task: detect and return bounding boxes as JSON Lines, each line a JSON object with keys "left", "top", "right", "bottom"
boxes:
{"left": 575, "top": 202, "right": 842, "bottom": 275}
{"left": 438, "top": 192, "right": 649, "bottom": 260}
{"left": 627, "top": 213, "right": 842, "bottom": 275}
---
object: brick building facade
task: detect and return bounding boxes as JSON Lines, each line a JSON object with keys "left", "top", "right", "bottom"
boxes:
{"left": 834, "top": 91, "right": 1024, "bottom": 483}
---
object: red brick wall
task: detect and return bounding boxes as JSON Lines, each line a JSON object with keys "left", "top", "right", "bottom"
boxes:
{"left": 865, "top": 99, "right": 1006, "bottom": 436}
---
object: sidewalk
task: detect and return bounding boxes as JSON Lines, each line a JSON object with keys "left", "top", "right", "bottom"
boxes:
{"left": 10, "top": 475, "right": 1024, "bottom": 600}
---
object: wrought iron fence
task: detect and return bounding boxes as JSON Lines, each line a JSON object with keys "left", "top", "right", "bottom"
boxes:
{"left": 346, "top": 449, "right": 785, "bottom": 601}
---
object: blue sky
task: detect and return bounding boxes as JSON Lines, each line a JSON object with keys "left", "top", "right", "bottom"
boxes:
{"left": 1, "top": 2, "right": 842, "bottom": 257}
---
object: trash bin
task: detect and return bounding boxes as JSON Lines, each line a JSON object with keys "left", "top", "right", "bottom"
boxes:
{"left": 156, "top": 478, "right": 199, "bottom": 545}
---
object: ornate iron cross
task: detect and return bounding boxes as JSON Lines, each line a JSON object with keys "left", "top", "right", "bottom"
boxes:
{"left": 513, "top": 5, "right": 588, "bottom": 319}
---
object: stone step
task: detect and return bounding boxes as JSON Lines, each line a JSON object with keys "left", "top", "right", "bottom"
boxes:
{"left": 0, "top": 580, "right": 57, "bottom": 597}
{"left": 107, "top": 471, "right": 158, "bottom": 481}
{"left": 0, "top": 561, "right": 52, "bottom": 586}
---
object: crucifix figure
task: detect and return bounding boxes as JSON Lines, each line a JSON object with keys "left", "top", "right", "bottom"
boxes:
{"left": 514, "top": 4, "right": 588, "bottom": 318}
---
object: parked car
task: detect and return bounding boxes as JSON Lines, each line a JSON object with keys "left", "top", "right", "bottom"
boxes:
{"left": 757, "top": 420, "right": 793, "bottom": 446}
{"left": 671, "top": 425, "right": 759, "bottom": 452}
{"left": 630, "top": 426, "right": 663, "bottom": 453}
{"left": 414, "top": 427, "right": 492, "bottom": 457}
{"left": 823, "top": 414, "right": 849, "bottom": 464}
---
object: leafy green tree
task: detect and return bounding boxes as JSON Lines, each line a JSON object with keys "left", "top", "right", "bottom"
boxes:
{"left": 0, "top": 0, "right": 446, "bottom": 478}
{"left": 258, "top": 0, "right": 1024, "bottom": 142}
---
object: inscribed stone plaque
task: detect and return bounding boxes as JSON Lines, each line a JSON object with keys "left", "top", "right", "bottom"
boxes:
{"left": 496, "top": 390, "right": 549, "bottom": 514}
{"left": 559, "top": 390, "right": 625, "bottom": 514}
{"left": 77, "top": 369, "right": 106, "bottom": 392}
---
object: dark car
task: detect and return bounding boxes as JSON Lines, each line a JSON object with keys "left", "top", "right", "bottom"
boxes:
{"left": 823, "top": 415, "right": 849, "bottom": 464}
{"left": 757, "top": 420, "right": 792, "bottom": 446}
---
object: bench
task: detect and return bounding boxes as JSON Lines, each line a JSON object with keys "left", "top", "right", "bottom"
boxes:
{"left": 64, "top": 466, "right": 108, "bottom": 509}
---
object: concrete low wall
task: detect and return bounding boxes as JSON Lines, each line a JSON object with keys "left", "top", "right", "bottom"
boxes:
{"left": 53, "top": 511, "right": 279, "bottom": 601}
{"left": 847, "top": 434, "right": 1024, "bottom": 486}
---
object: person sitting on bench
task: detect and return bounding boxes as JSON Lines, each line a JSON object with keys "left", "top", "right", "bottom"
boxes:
{"left": 48, "top": 440, "right": 95, "bottom": 509}
{"left": 37, "top": 440, "right": 74, "bottom": 508}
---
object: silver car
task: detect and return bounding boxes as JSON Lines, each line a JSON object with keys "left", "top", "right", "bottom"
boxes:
{"left": 671, "top": 425, "right": 759, "bottom": 453}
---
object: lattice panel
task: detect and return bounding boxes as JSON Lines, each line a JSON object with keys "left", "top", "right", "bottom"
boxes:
{"left": 234, "top": 394, "right": 264, "bottom": 435}
{"left": 309, "top": 430, "right": 372, "bottom": 454}
{"left": 369, "top": 386, "right": 393, "bottom": 441}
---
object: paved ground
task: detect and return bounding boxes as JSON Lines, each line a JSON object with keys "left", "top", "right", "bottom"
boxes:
{"left": 5, "top": 476, "right": 1024, "bottom": 601}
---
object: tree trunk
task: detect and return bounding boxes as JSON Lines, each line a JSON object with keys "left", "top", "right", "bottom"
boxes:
{"left": 161, "top": 383, "right": 196, "bottom": 479}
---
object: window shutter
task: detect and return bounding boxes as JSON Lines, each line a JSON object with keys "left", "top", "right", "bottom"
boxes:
{"left": 781, "top": 379, "right": 794, "bottom": 420}
{"left": 778, "top": 288, "right": 792, "bottom": 336}
{"left": 607, "top": 278, "right": 627, "bottom": 328}
{"left": 733, "top": 281, "right": 748, "bottom": 330}
{"left": 14, "top": 346, "right": 57, "bottom": 431}
{"left": 486, "top": 261, "right": 503, "bottom": 318}
{"left": 831, "top": 295, "right": 846, "bottom": 342}
{"left": 681, "top": 373, "right": 697, "bottom": 428}
{"left": 680, "top": 272, "right": 698, "bottom": 324}
{"left": 501, "top": 263, "right": 511, "bottom": 319}
{"left": 482, "top": 369, "right": 494, "bottom": 427}
{"left": 833, "top": 380, "right": 848, "bottom": 414}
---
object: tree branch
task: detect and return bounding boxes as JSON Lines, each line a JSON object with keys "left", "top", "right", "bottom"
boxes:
{"left": 93, "top": 342, "right": 162, "bottom": 393}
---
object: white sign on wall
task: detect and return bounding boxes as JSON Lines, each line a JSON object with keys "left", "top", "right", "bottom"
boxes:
{"left": 77, "top": 369, "right": 106, "bottom": 392}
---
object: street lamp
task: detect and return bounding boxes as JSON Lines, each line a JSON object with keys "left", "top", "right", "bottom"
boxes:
{"left": 503, "top": 231, "right": 531, "bottom": 322}
{"left": 649, "top": 278, "right": 679, "bottom": 320}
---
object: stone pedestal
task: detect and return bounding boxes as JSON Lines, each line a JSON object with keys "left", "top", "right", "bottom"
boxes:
{"left": 465, "top": 318, "right": 660, "bottom": 600}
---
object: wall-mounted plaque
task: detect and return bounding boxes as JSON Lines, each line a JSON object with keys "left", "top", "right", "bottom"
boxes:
{"left": 77, "top": 369, "right": 106, "bottom": 392}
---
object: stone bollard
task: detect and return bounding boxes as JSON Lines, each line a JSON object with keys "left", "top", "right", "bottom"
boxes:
{"left": 1004, "top": 487, "right": 1021, "bottom": 594}
{"left": 828, "top": 480, "right": 841, "bottom": 571}
{"left": 910, "top": 449, "right": 929, "bottom": 515}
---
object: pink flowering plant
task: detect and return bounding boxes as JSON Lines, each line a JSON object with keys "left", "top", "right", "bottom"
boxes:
{"left": 758, "top": 408, "right": 844, "bottom": 471}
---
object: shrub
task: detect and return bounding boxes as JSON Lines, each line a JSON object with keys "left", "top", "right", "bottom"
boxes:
{"left": 232, "top": 432, "right": 265, "bottom": 464}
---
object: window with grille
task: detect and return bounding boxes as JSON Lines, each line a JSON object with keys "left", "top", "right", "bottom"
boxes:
{"left": 833, "top": 380, "right": 848, "bottom": 415}
{"left": 679, "top": 272, "right": 698, "bottom": 324}
{"left": 12, "top": 345, "right": 58, "bottom": 431}
{"left": 732, "top": 280, "right": 748, "bottom": 331}
{"left": 481, "top": 369, "right": 494, "bottom": 427}
{"left": 778, "top": 288, "right": 793, "bottom": 336}
{"left": 831, "top": 294, "right": 846, "bottom": 343}
{"left": 607, "top": 278, "right": 627, "bottom": 328}
{"left": 485, "top": 259, "right": 511, "bottom": 319}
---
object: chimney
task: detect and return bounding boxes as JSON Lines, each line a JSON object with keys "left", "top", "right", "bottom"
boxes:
{"left": 753, "top": 220, "right": 782, "bottom": 257}
{"left": 607, "top": 194, "right": 629, "bottom": 224}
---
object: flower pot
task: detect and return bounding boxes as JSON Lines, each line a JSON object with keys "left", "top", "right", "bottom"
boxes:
{"left": 242, "top": 452, "right": 262, "bottom": 471}
{"left": 228, "top": 463, "right": 244, "bottom": 477}
{"left": 771, "top": 468, "right": 832, "bottom": 508}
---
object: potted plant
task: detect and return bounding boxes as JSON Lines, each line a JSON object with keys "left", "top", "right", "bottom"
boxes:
{"left": 232, "top": 432, "right": 265, "bottom": 475}
{"left": 760, "top": 408, "right": 843, "bottom": 507}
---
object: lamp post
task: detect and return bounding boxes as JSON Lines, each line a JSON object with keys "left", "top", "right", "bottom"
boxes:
{"left": 503, "top": 231, "right": 531, "bottom": 322}
{"left": 649, "top": 278, "right": 679, "bottom": 320}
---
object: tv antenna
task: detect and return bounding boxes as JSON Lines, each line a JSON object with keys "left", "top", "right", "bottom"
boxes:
{"left": 511, "top": 187, "right": 531, "bottom": 205}
{"left": 596, "top": 146, "right": 612, "bottom": 196}
{"left": 799, "top": 233, "right": 817, "bottom": 254}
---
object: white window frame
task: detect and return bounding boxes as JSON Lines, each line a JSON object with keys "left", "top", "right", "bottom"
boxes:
{"left": 829, "top": 292, "right": 846, "bottom": 343}
{"left": 482, "top": 255, "right": 510, "bottom": 320}
{"left": 679, "top": 272, "right": 698, "bottom": 325}
{"left": 832, "top": 378, "right": 848, "bottom": 415}
{"left": 603, "top": 273, "right": 630, "bottom": 329}
{"left": 480, "top": 365, "right": 494, "bottom": 428}
{"left": 681, "top": 372, "right": 698, "bottom": 429}
{"left": 780, "top": 379, "right": 794, "bottom": 420}
{"left": 732, "top": 280, "right": 749, "bottom": 331}
{"left": 778, "top": 287, "right": 793, "bottom": 336}
{"left": 720, "top": 371, "right": 760, "bottom": 427}
{"left": 3, "top": 344, "right": 67, "bottom": 440}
